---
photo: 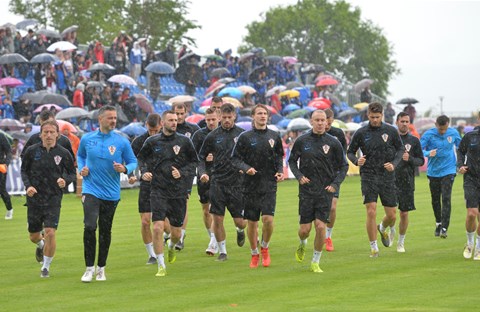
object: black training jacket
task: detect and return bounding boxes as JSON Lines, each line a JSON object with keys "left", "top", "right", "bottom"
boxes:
{"left": 21, "top": 132, "right": 75, "bottom": 160}
{"left": 395, "top": 133, "right": 424, "bottom": 190}
{"left": 288, "top": 130, "right": 348, "bottom": 197}
{"left": 328, "top": 126, "right": 347, "bottom": 151}
{"left": 231, "top": 127, "right": 284, "bottom": 193}
{"left": 457, "top": 129, "right": 480, "bottom": 180}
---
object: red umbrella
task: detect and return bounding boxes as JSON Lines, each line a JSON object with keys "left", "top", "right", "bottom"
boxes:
{"left": 133, "top": 94, "right": 154, "bottom": 113}
{"left": 0, "top": 77, "right": 24, "bottom": 87}
{"left": 204, "top": 82, "right": 225, "bottom": 97}
{"left": 201, "top": 97, "right": 213, "bottom": 107}
{"left": 315, "top": 75, "right": 338, "bottom": 87}
{"left": 33, "top": 104, "right": 63, "bottom": 113}
{"left": 186, "top": 114, "right": 205, "bottom": 124}
{"left": 265, "top": 105, "right": 278, "bottom": 115}
{"left": 308, "top": 98, "right": 331, "bottom": 110}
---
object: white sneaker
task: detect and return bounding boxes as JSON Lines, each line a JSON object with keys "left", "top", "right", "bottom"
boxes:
{"left": 397, "top": 242, "right": 405, "bottom": 253}
{"left": 389, "top": 229, "right": 395, "bottom": 247}
{"left": 5, "top": 209, "right": 13, "bottom": 220}
{"left": 473, "top": 248, "right": 480, "bottom": 261}
{"left": 463, "top": 245, "right": 473, "bottom": 259}
{"left": 205, "top": 243, "right": 218, "bottom": 256}
{"left": 81, "top": 267, "right": 95, "bottom": 283}
{"left": 96, "top": 266, "right": 106, "bottom": 281}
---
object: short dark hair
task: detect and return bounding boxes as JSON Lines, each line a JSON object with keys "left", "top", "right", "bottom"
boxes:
{"left": 396, "top": 111, "right": 409, "bottom": 122}
{"left": 251, "top": 104, "right": 269, "bottom": 117}
{"left": 39, "top": 110, "right": 55, "bottom": 123}
{"left": 220, "top": 103, "right": 236, "bottom": 114}
{"left": 368, "top": 102, "right": 383, "bottom": 114}
{"left": 436, "top": 115, "right": 450, "bottom": 126}
{"left": 40, "top": 120, "right": 59, "bottom": 133}
{"left": 212, "top": 96, "right": 223, "bottom": 104}
{"left": 310, "top": 109, "right": 326, "bottom": 119}
{"left": 98, "top": 105, "right": 116, "bottom": 117}
{"left": 146, "top": 113, "right": 161, "bottom": 127}
{"left": 161, "top": 110, "right": 176, "bottom": 120}
{"left": 205, "top": 107, "right": 217, "bottom": 115}
{"left": 323, "top": 108, "right": 334, "bottom": 119}
{"left": 172, "top": 103, "right": 187, "bottom": 111}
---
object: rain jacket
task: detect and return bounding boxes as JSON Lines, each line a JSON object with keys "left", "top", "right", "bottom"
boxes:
{"left": 21, "top": 133, "right": 74, "bottom": 160}
{"left": 77, "top": 130, "right": 137, "bottom": 201}
{"left": 457, "top": 129, "right": 480, "bottom": 179}
{"left": 420, "top": 127, "right": 461, "bottom": 177}
{"left": 395, "top": 133, "right": 424, "bottom": 190}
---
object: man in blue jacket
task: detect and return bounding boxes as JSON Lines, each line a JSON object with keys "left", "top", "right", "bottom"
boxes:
{"left": 77, "top": 105, "right": 137, "bottom": 282}
{"left": 420, "top": 115, "right": 461, "bottom": 238}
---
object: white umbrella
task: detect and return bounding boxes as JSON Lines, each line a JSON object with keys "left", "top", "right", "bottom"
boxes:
{"left": 265, "top": 85, "right": 286, "bottom": 97}
{"left": 168, "top": 95, "right": 197, "bottom": 104}
{"left": 345, "top": 122, "right": 361, "bottom": 132}
{"left": 287, "top": 118, "right": 312, "bottom": 131}
{"left": 107, "top": 74, "right": 137, "bottom": 86}
{"left": 47, "top": 41, "right": 77, "bottom": 52}
{"left": 55, "top": 107, "right": 90, "bottom": 120}
{"left": 354, "top": 79, "right": 374, "bottom": 93}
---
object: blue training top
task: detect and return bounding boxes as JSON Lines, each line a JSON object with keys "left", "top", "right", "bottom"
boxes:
{"left": 420, "top": 127, "right": 461, "bottom": 178}
{"left": 77, "top": 130, "right": 137, "bottom": 201}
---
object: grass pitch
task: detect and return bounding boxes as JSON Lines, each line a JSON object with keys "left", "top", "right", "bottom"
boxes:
{"left": 1, "top": 175, "right": 476, "bottom": 311}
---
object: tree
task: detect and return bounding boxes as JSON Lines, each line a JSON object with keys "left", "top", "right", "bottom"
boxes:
{"left": 239, "top": 0, "right": 399, "bottom": 97}
{"left": 9, "top": 0, "right": 199, "bottom": 50}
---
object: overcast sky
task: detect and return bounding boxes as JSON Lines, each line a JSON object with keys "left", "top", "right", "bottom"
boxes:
{"left": 2, "top": 0, "right": 478, "bottom": 116}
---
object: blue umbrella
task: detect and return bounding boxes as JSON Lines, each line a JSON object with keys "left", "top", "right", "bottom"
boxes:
{"left": 218, "top": 87, "right": 244, "bottom": 100}
{"left": 120, "top": 122, "right": 146, "bottom": 137}
{"left": 236, "top": 116, "right": 252, "bottom": 122}
{"left": 145, "top": 61, "right": 175, "bottom": 75}
{"left": 270, "top": 113, "right": 283, "bottom": 125}
{"left": 30, "top": 53, "right": 59, "bottom": 64}
{"left": 276, "top": 118, "right": 291, "bottom": 129}
{"left": 282, "top": 104, "right": 301, "bottom": 114}
{"left": 236, "top": 121, "right": 252, "bottom": 131}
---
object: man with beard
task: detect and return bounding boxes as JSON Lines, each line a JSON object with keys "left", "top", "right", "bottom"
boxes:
{"left": 137, "top": 110, "right": 198, "bottom": 277}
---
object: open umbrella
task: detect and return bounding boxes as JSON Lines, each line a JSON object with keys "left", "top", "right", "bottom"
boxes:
{"left": 413, "top": 117, "right": 436, "bottom": 130}
{"left": 287, "top": 118, "right": 312, "bottom": 131}
{"left": 120, "top": 122, "right": 146, "bottom": 137}
{"left": 316, "top": 75, "right": 338, "bottom": 87}
{"left": 204, "top": 54, "right": 224, "bottom": 62}
{"left": 37, "top": 28, "right": 61, "bottom": 39}
{"left": 0, "top": 53, "right": 29, "bottom": 65}
{"left": 300, "top": 64, "right": 325, "bottom": 74}
{"left": 283, "top": 56, "right": 298, "bottom": 64}
{"left": 221, "top": 97, "right": 243, "bottom": 108}
{"left": 145, "top": 61, "right": 175, "bottom": 75}
{"left": 218, "top": 87, "right": 244, "bottom": 100}
{"left": 186, "top": 114, "right": 205, "bottom": 124}
{"left": 204, "top": 82, "right": 226, "bottom": 97}
{"left": 133, "top": 94, "right": 154, "bottom": 113}
{"left": 16, "top": 18, "right": 39, "bottom": 30}
{"left": 9, "top": 130, "right": 32, "bottom": 141}
{"left": 308, "top": 98, "right": 331, "bottom": 110}
{"left": 200, "top": 97, "right": 213, "bottom": 107}
{"left": 276, "top": 118, "right": 291, "bottom": 129}
{"left": 55, "top": 107, "right": 89, "bottom": 119}
{"left": 0, "top": 119, "right": 25, "bottom": 130}
{"left": 354, "top": 78, "right": 374, "bottom": 93}
{"left": 174, "top": 64, "right": 202, "bottom": 85}
{"left": 337, "top": 108, "right": 359, "bottom": 119}
{"left": 265, "top": 85, "right": 286, "bottom": 97}
{"left": 248, "top": 66, "right": 267, "bottom": 81}
{"left": 21, "top": 91, "right": 71, "bottom": 105}
{"left": 0, "top": 77, "right": 24, "bottom": 87}
{"left": 239, "top": 52, "right": 255, "bottom": 63}
{"left": 286, "top": 109, "right": 310, "bottom": 119}
{"left": 88, "top": 63, "right": 115, "bottom": 72}
{"left": 279, "top": 90, "right": 300, "bottom": 98}
{"left": 345, "top": 122, "right": 361, "bottom": 131}
{"left": 168, "top": 95, "right": 197, "bottom": 105}
{"left": 237, "top": 85, "right": 256, "bottom": 95}
{"left": 178, "top": 52, "right": 201, "bottom": 65}
{"left": 47, "top": 41, "right": 77, "bottom": 52}
{"left": 56, "top": 120, "right": 77, "bottom": 133}
{"left": 353, "top": 102, "right": 369, "bottom": 110}
{"left": 108, "top": 74, "right": 137, "bottom": 86}
{"left": 332, "top": 119, "right": 347, "bottom": 130}
{"left": 33, "top": 104, "right": 63, "bottom": 113}
{"left": 209, "top": 67, "right": 230, "bottom": 78}
{"left": 86, "top": 81, "right": 104, "bottom": 90}
{"left": 282, "top": 104, "right": 301, "bottom": 114}
{"left": 285, "top": 81, "right": 304, "bottom": 89}
{"left": 30, "top": 53, "right": 59, "bottom": 64}
{"left": 396, "top": 97, "right": 419, "bottom": 105}
{"left": 265, "top": 55, "right": 283, "bottom": 63}
{"left": 61, "top": 25, "right": 79, "bottom": 36}
{"left": 218, "top": 77, "right": 236, "bottom": 84}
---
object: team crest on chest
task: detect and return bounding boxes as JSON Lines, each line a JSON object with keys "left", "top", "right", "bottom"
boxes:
{"left": 108, "top": 145, "right": 116, "bottom": 155}
{"left": 323, "top": 144, "right": 330, "bottom": 154}
{"left": 382, "top": 134, "right": 389, "bottom": 142}
{"left": 54, "top": 155, "right": 62, "bottom": 165}
{"left": 173, "top": 145, "right": 180, "bottom": 155}
{"left": 447, "top": 136, "right": 452, "bottom": 143}
{"left": 185, "top": 132, "right": 191, "bottom": 138}
{"left": 405, "top": 144, "right": 411, "bottom": 152}
{"left": 234, "top": 137, "right": 238, "bottom": 143}
{"left": 269, "top": 138, "right": 275, "bottom": 148}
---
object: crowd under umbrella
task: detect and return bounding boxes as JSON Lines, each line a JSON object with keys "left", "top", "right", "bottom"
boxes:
{"left": 145, "top": 61, "right": 175, "bottom": 75}
{"left": 133, "top": 94, "right": 154, "bottom": 113}
{"left": 86, "top": 81, "right": 104, "bottom": 90}
{"left": 168, "top": 95, "right": 197, "bottom": 105}
{"left": 120, "top": 122, "right": 146, "bottom": 137}
{"left": 315, "top": 75, "right": 338, "bottom": 87}
{"left": 33, "top": 104, "right": 63, "bottom": 113}
{"left": 0, "top": 53, "right": 29, "bottom": 65}
{"left": 174, "top": 63, "right": 202, "bottom": 85}
{"left": 21, "top": 90, "right": 71, "bottom": 106}
{"left": 0, "top": 77, "right": 24, "bottom": 88}
{"left": 287, "top": 118, "right": 312, "bottom": 132}
{"left": 204, "top": 81, "right": 226, "bottom": 97}
{"left": 61, "top": 25, "right": 79, "bottom": 37}
{"left": 55, "top": 107, "right": 90, "bottom": 120}
{"left": 108, "top": 74, "right": 137, "bottom": 86}
{"left": 46, "top": 41, "right": 77, "bottom": 52}
{"left": 217, "top": 87, "right": 244, "bottom": 100}
{"left": 285, "top": 81, "right": 303, "bottom": 89}
{"left": 248, "top": 66, "right": 267, "bottom": 81}
{"left": 354, "top": 78, "right": 374, "bottom": 93}
{"left": 283, "top": 56, "right": 298, "bottom": 65}
{"left": 279, "top": 89, "right": 300, "bottom": 99}
{"left": 209, "top": 67, "right": 230, "bottom": 78}
{"left": 88, "top": 63, "right": 115, "bottom": 72}
{"left": 282, "top": 104, "right": 301, "bottom": 114}
{"left": 36, "top": 28, "right": 62, "bottom": 40}
{"left": 237, "top": 85, "right": 256, "bottom": 95}
{"left": 178, "top": 52, "right": 201, "bottom": 65}
{"left": 337, "top": 108, "right": 359, "bottom": 120}
{"left": 15, "top": 18, "right": 39, "bottom": 30}
{"left": 0, "top": 118, "right": 25, "bottom": 131}
{"left": 265, "top": 55, "right": 283, "bottom": 63}
{"left": 30, "top": 53, "right": 59, "bottom": 64}
{"left": 265, "top": 85, "right": 286, "bottom": 97}
{"left": 217, "top": 77, "right": 235, "bottom": 85}
{"left": 396, "top": 97, "right": 419, "bottom": 105}
{"left": 308, "top": 98, "right": 331, "bottom": 110}
{"left": 221, "top": 97, "right": 243, "bottom": 108}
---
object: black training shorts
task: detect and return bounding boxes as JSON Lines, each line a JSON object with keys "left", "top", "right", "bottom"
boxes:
{"left": 244, "top": 192, "right": 276, "bottom": 221}
{"left": 150, "top": 191, "right": 187, "bottom": 227}
{"left": 298, "top": 193, "right": 333, "bottom": 224}
{"left": 209, "top": 183, "right": 244, "bottom": 218}
{"left": 28, "top": 205, "right": 61, "bottom": 233}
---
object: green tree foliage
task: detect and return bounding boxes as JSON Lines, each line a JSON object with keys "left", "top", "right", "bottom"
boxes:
{"left": 9, "top": 0, "right": 199, "bottom": 50}
{"left": 240, "top": 0, "right": 399, "bottom": 97}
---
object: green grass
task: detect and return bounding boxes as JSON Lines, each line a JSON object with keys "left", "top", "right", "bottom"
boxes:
{"left": 1, "top": 175, "right": 476, "bottom": 311}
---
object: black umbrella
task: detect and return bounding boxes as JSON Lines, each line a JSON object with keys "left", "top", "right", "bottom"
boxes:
{"left": 61, "top": 25, "right": 79, "bottom": 36}
{"left": 337, "top": 109, "right": 359, "bottom": 119}
{"left": 300, "top": 64, "right": 325, "bottom": 74}
{"left": 30, "top": 53, "right": 59, "bottom": 64}
{"left": 145, "top": 61, "right": 175, "bottom": 75}
{"left": 37, "top": 28, "right": 62, "bottom": 39}
{"left": 248, "top": 66, "right": 267, "bottom": 81}
{"left": 86, "top": 81, "right": 104, "bottom": 90}
{"left": 265, "top": 55, "right": 283, "bottom": 63}
{"left": 21, "top": 91, "right": 71, "bottom": 106}
{"left": 209, "top": 67, "right": 231, "bottom": 78}
{"left": 0, "top": 53, "right": 29, "bottom": 65}
{"left": 174, "top": 64, "right": 203, "bottom": 85}
{"left": 396, "top": 97, "right": 419, "bottom": 105}
{"left": 178, "top": 52, "right": 201, "bottom": 65}
{"left": 15, "top": 18, "right": 39, "bottom": 30}
{"left": 88, "top": 63, "right": 115, "bottom": 72}
{"left": 285, "top": 81, "right": 304, "bottom": 89}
